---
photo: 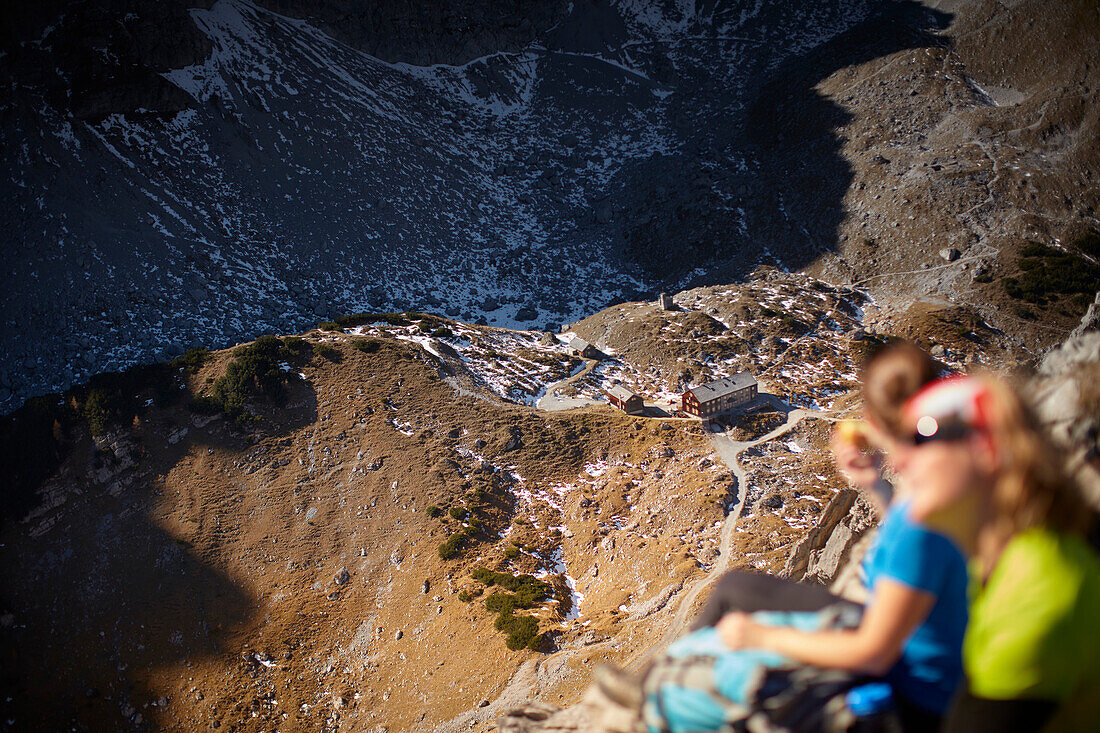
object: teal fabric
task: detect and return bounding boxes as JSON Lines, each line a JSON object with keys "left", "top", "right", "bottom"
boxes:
{"left": 644, "top": 608, "right": 861, "bottom": 733}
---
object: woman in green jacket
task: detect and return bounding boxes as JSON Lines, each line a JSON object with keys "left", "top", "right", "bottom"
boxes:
{"left": 896, "top": 375, "right": 1100, "bottom": 732}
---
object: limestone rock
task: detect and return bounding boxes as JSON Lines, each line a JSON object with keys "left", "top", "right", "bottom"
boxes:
{"left": 782, "top": 489, "right": 876, "bottom": 585}
{"left": 1035, "top": 330, "right": 1100, "bottom": 507}
{"left": 498, "top": 681, "right": 645, "bottom": 733}
{"left": 1069, "top": 291, "right": 1100, "bottom": 339}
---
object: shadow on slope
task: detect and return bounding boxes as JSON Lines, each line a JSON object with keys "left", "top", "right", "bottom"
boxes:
{"left": 0, "top": 368, "right": 318, "bottom": 730}
{"left": 617, "top": 0, "right": 952, "bottom": 287}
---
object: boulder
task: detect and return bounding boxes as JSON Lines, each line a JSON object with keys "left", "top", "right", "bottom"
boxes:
{"left": 503, "top": 431, "right": 523, "bottom": 451}
{"left": 1069, "top": 291, "right": 1100, "bottom": 339}
{"left": 1035, "top": 330, "right": 1100, "bottom": 506}
{"left": 939, "top": 247, "right": 961, "bottom": 262}
{"left": 782, "top": 489, "right": 873, "bottom": 584}
{"left": 595, "top": 201, "right": 614, "bottom": 224}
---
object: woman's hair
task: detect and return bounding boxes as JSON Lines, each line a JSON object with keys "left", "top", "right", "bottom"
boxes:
{"left": 861, "top": 341, "right": 941, "bottom": 437}
{"left": 977, "top": 375, "right": 1090, "bottom": 537}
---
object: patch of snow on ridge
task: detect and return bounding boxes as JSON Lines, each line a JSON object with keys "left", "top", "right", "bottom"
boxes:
{"left": 535, "top": 546, "right": 584, "bottom": 623}
{"left": 355, "top": 320, "right": 579, "bottom": 406}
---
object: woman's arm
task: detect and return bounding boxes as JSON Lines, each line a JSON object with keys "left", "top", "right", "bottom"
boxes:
{"left": 716, "top": 578, "right": 935, "bottom": 675}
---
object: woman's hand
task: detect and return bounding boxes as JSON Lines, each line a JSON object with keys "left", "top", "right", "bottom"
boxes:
{"left": 717, "top": 612, "right": 765, "bottom": 650}
{"left": 832, "top": 439, "right": 880, "bottom": 490}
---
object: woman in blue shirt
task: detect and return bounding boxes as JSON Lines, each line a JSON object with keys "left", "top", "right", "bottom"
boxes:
{"left": 710, "top": 496, "right": 968, "bottom": 721}
{"left": 638, "top": 342, "right": 969, "bottom": 731}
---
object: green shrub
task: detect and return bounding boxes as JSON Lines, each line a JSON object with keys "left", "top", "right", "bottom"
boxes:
{"left": 174, "top": 347, "right": 210, "bottom": 373}
{"left": 472, "top": 567, "right": 497, "bottom": 586}
{"left": 504, "top": 545, "right": 521, "bottom": 560}
{"left": 313, "top": 343, "right": 342, "bottom": 362}
{"left": 485, "top": 592, "right": 516, "bottom": 616}
{"left": 333, "top": 312, "right": 373, "bottom": 327}
{"left": 503, "top": 615, "right": 540, "bottom": 651}
{"left": 449, "top": 506, "right": 468, "bottom": 521}
{"left": 75, "top": 363, "right": 179, "bottom": 436}
{"left": 234, "top": 413, "right": 261, "bottom": 429}
{"left": 426, "top": 505, "right": 443, "bottom": 518}
{"left": 418, "top": 321, "right": 433, "bottom": 334}
{"left": 318, "top": 321, "right": 342, "bottom": 332}
{"left": 458, "top": 590, "right": 473, "bottom": 603}
{"left": 208, "top": 335, "right": 289, "bottom": 419}
{"left": 431, "top": 327, "right": 453, "bottom": 338}
{"left": 354, "top": 339, "right": 380, "bottom": 353}
{"left": 282, "top": 336, "right": 307, "bottom": 357}
{"left": 82, "top": 387, "right": 116, "bottom": 436}
{"left": 438, "top": 529, "right": 469, "bottom": 560}
{"left": 471, "top": 568, "right": 551, "bottom": 608}
{"left": 483, "top": 594, "right": 542, "bottom": 651}
{"left": 374, "top": 312, "right": 410, "bottom": 327}
{"left": 1004, "top": 242, "right": 1099, "bottom": 305}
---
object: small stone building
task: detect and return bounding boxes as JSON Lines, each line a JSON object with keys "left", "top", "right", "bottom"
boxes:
{"left": 567, "top": 336, "right": 602, "bottom": 360}
{"left": 658, "top": 292, "right": 676, "bottom": 311}
{"left": 681, "top": 373, "right": 758, "bottom": 419}
{"left": 607, "top": 385, "right": 644, "bottom": 414}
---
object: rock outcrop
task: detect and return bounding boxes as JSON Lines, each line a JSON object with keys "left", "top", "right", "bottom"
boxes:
{"left": 498, "top": 684, "right": 641, "bottom": 733}
{"left": 782, "top": 489, "right": 877, "bottom": 587}
{"left": 1035, "top": 293, "right": 1100, "bottom": 505}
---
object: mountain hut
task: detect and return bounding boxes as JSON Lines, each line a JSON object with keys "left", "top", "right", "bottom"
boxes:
{"left": 681, "top": 373, "right": 758, "bottom": 419}
{"left": 607, "top": 385, "right": 644, "bottom": 414}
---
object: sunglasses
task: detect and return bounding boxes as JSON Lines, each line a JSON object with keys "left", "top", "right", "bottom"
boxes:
{"left": 907, "top": 415, "right": 979, "bottom": 446}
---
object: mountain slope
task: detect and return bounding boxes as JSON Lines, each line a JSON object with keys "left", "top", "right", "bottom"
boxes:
{"left": 1, "top": 284, "right": 868, "bottom": 732}
{"left": 3, "top": 0, "right": 960, "bottom": 410}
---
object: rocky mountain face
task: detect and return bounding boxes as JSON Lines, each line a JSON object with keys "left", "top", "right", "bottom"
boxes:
{"left": 2, "top": 4, "right": 1099, "bottom": 732}
{"left": 256, "top": 0, "right": 571, "bottom": 67}
{"left": 3, "top": 262, "right": 1098, "bottom": 732}
{"left": 8, "top": 0, "right": 1097, "bottom": 414}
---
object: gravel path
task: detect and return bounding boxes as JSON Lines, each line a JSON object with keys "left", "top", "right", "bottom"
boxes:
{"left": 629, "top": 405, "right": 819, "bottom": 668}
{"left": 536, "top": 359, "right": 601, "bottom": 411}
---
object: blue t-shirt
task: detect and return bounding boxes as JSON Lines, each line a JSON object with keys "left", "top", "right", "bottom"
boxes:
{"left": 861, "top": 499, "right": 969, "bottom": 714}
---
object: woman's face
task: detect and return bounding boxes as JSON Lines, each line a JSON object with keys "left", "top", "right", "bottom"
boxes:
{"left": 896, "top": 435, "right": 990, "bottom": 548}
